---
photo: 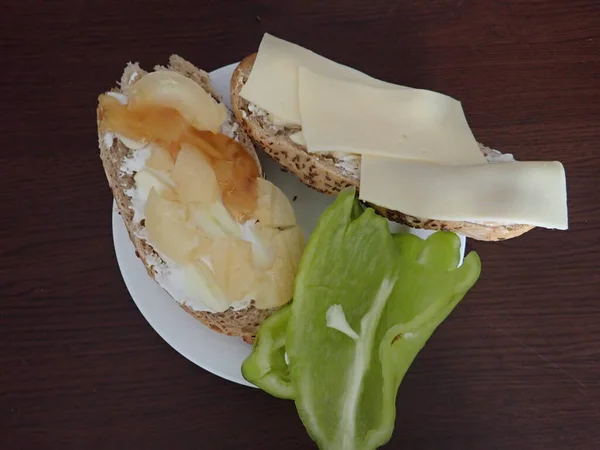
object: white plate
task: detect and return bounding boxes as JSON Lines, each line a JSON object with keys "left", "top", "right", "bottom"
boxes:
{"left": 112, "top": 63, "right": 467, "bottom": 387}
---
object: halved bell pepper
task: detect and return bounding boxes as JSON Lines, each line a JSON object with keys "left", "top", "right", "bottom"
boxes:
{"left": 286, "top": 188, "right": 481, "bottom": 450}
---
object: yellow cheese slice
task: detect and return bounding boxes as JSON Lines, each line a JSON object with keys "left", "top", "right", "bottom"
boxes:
{"left": 241, "top": 34, "right": 485, "bottom": 165}
{"left": 359, "top": 156, "right": 568, "bottom": 229}
{"left": 240, "top": 33, "right": 402, "bottom": 126}
{"left": 298, "top": 67, "right": 486, "bottom": 165}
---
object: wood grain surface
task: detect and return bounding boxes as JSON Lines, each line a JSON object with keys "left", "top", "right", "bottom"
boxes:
{"left": 1, "top": 1, "right": 599, "bottom": 449}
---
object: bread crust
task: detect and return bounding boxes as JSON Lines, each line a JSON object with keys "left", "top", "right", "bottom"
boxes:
{"left": 98, "top": 55, "right": 280, "bottom": 343}
{"left": 230, "top": 54, "right": 534, "bottom": 242}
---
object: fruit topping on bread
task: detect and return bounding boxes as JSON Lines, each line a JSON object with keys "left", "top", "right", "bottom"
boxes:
{"left": 97, "top": 55, "right": 305, "bottom": 342}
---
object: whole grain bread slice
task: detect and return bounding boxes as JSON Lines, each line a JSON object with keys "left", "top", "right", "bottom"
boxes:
{"left": 98, "top": 55, "right": 280, "bottom": 343}
{"left": 230, "top": 54, "right": 534, "bottom": 242}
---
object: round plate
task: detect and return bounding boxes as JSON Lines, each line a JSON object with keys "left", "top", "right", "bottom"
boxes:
{"left": 112, "top": 63, "right": 467, "bottom": 387}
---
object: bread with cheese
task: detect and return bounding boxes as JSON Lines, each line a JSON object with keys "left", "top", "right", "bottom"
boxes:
{"left": 231, "top": 54, "right": 535, "bottom": 242}
{"left": 98, "top": 55, "right": 281, "bottom": 343}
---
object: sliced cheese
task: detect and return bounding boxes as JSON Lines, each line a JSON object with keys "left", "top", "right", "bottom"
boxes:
{"left": 359, "top": 156, "right": 568, "bottom": 229}
{"left": 241, "top": 34, "right": 485, "bottom": 165}
{"left": 298, "top": 67, "right": 486, "bottom": 166}
{"left": 240, "top": 33, "right": 402, "bottom": 126}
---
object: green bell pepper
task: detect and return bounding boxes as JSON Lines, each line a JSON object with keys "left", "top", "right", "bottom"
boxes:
{"left": 241, "top": 306, "right": 294, "bottom": 399}
{"left": 243, "top": 188, "right": 481, "bottom": 450}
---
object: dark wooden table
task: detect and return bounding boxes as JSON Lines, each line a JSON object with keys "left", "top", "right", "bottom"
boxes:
{"left": 2, "top": 1, "right": 599, "bottom": 449}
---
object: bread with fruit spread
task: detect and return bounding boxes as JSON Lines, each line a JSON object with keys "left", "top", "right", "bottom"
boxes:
{"left": 97, "top": 55, "right": 305, "bottom": 343}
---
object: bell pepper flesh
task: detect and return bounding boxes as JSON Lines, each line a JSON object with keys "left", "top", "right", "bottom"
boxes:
{"left": 242, "top": 188, "right": 481, "bottom": 450}
{"left": 241, "top": 306, "right": 294, "bottom": 399}
{"left": 287, "top": 188, "right": 481, "bottom": 450}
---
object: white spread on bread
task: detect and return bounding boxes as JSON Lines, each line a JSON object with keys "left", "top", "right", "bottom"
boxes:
{"left": 144, "top": 242, "right": 253, "bottom": 313}
{"left": 220, "top": 112, "right": 240, "bottom": 141}
{"left": 333, "top": 154, "right": 361, "bottom": 178}
{"left": 103, "top": 132, "right": 115, "bottom": 150}
{"left": 247, "top": 103, "right": 280, "bottom": 131}
{"left": 120, "top": 144, "right": 151, "bottom": 175}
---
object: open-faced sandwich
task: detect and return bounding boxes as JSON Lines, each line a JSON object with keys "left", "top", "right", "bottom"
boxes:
{"left": 231, "top": 34, "right": 568, "bottom": 241}
{"left": 97, "top": 34, "right": 569, "bottom": 450}
{"left": 97, "top": 56, "right": 305, "bottom": 343}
